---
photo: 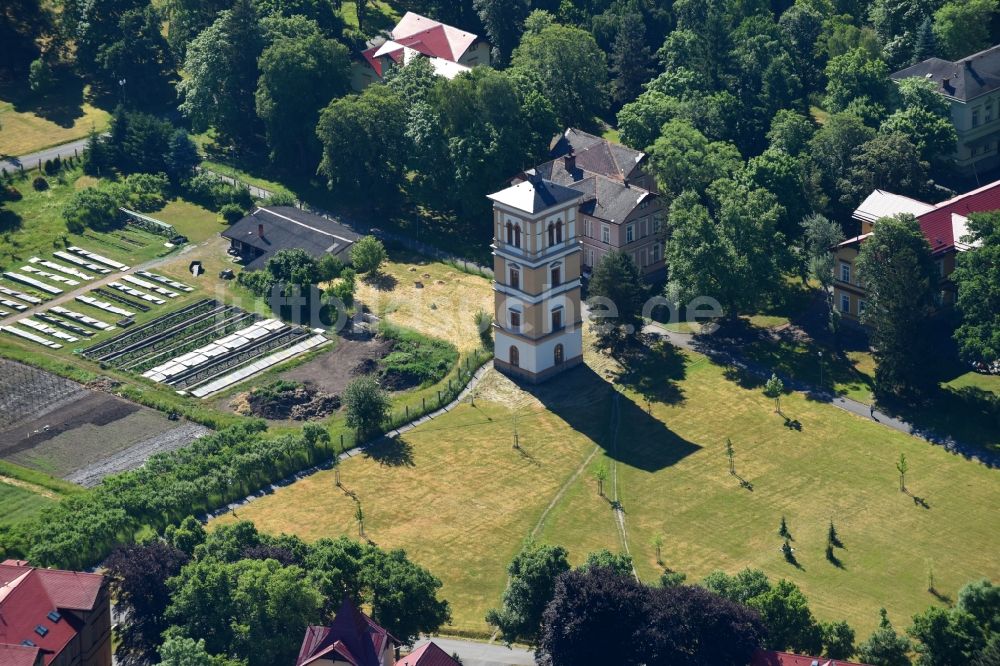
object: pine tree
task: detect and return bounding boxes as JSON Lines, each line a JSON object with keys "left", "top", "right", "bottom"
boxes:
{"left": 913, "top": 16, "right": 936, "bottom": 63}
{"left": 610, "top": 11, "right": 654, "bottom": 110}
{"left": 82, "top": 128, "right": 110, "bottom": 177}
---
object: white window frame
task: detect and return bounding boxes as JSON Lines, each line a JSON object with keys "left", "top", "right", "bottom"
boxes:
{"left": 601, "top": 224, "right": 610, "bottom": 244}
{"left": 626, "top": 224, "right": 634, "bottom": 244}
{"left": 509, "top": 308, "right": 521, "bottom": 332}
{"left": 840, "top": 262, "right": 851, "bottom": 284}
{"left": 840, "top": 293, "right": 851, "bottom": 313}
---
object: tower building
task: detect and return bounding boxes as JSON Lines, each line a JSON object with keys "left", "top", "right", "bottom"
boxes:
{"left": 488, "top": 175, "right": 585, "bottom": 383}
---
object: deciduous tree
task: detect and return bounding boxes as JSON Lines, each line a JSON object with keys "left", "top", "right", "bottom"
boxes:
{"left": 343, "top": 376, "right": 391, "bottom": 440}
{"left": 952, "top": 212, "right": 1000, "bottom": 366}
{"left": 485, "top": 541, "right": 570, "bottom": 644}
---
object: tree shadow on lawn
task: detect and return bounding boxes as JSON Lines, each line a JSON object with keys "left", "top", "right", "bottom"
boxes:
{"left": 524, "top": 362, "right": 700, "bottom": 473}
{"left": 364, "top": 271, "right": 398, "bottom": 291}
{"left": 363, "top": 435, "right": 415, "bottom": 467}
{"left": 613, "top": 335, "right": 686, "bottom": 406}
{"left": 0, "top": 71, "right": 89, "bottom": 129}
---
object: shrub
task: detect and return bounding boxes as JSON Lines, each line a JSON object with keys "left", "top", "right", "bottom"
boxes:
{"left": 236, "top": 270, "right": 276, "bottom": 297}
{"left": 343, "top": 375, "right": 391, "bottom": 440}
{"left": 32, "top": 176, "right": 49, "bottom": 191}
{"left": 474, "top": 309, "right": 493, "bottom": 349}
{"left": 326, "top": 268, "right": 355, "bottom": 308}
{"left": 378, "top": 323, "right": 458, "bottom": 388}
{"left": 63, "top": 188, "right": 121, "bottom": 232}
{"left": 317, "top": 254, "right": 344, "bottom": 281}
{"left": 351, "top": 235, "right": 387, "bottom": 274}
{"left": 267, "top": 190, "right": 296, "bottom": 207}
{"left": 123, "top": 173, "right": 171, "bottom": 212}
{"left": 1, "top": 185, "right": 21, "bottom": 202}
{"left": 219, "top": 203, "right": 246, "bottom": 225}
{"left": 182, "top": 173, "right": 252, "bottom": 211}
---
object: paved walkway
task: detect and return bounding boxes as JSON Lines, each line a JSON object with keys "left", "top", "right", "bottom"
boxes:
{"left": 1, "top": 137, "right": 93, "bottom": 173}
{"left": 411, "top": 637, "right": 533, "bottom": 666}
{"left": 643, "top": 322, "right": 998, "bottom": 468}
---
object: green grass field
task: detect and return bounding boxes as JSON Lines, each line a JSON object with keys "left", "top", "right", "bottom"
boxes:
{"left": 0, "top": 482, "right": 55, "bottom": 527}
{"left": 216, "top": 339, "right": 1000, "bottom": 639}
{"left": 0, "top": 91, "right": 110, "bottom": 156}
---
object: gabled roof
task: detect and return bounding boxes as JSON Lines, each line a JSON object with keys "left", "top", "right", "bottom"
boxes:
{"left": 751, "top": 649, "right": 872, "bottom": 666}
{"left": 853, "top": 190, "right": 935, "bottom": 225}
{"left": 488, "top": 176, "right": 585, "bottom": 215}
{"left": 360, "top": 12, "right": 478, "bottom": 78}
{"left": 0, "top": 561, "right": 105, "bottom": 666}
{"left": 549, "top": 128, "right": 646, "bottom": 181}
{"left": 222, "top": 206, "right": 360, "bottom": 271}
{"left": 0, "top": 644, "right": 42, "bottom": 666}
{"left": 295, "top": 598, "right": 399, "bottom": 666}
{"left": 849, "top": 179, "right": 1000, "bottom": 253}
{"left": 397, "top": 642, "right": 461, "bottom": 666}
{"left": 891, "top": 43, "right": 1000, "bottom": 101}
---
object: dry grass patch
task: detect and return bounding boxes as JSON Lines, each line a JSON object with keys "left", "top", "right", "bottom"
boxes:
{"left": 0, "top": 98, "right": 110, "bottom": 156}
{"left": 355, "top": 256, "right": 492, "bottom": 352}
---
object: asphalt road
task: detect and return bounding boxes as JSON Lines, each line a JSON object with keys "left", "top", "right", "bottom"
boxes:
{"left": 1, "top": 137, "right": 92, "bottom": 172}
{"left": 411, "top": 637, "right": 534, "bottom": 666}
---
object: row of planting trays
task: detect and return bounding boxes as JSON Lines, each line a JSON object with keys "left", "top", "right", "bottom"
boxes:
{"left": 0, "top": 241, "right": 192, "bottom": 351}
{"left": 79, "top": 298, "right": 330, "bottom": 398}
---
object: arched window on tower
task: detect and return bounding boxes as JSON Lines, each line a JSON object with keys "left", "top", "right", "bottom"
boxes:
{"left": 510, "top": 345, "right": 520, "bottom": 367}
{"left": 556, "top": 220, "right": 563, "bottom": 243}
{"left": 547, "top": 222, "right": 555, "bottom": 247}
{"left": 514, "top": 224, "right": 521, "bottom": 248}
{"left": 505, "top": 221, "right": 513, "bottom": 245}
{"left": 554, "top": 344, "right": 564, "bottom": 365}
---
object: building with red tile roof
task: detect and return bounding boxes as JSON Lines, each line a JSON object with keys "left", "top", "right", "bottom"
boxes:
{"left": 0, "top": 560, "right": 110, "bottom": 666}
{"left": 295, "top": 598, "right": 399, "bottom": 666}
{"left": 351, "top": 12, "right": 491, "bottom": 89}
{"left": 832, "top": 179, "right": 997, "bottom": 321}
{"left": 396, "top": 642, "right": 459, "bottom": 666}
{"left": 751, "top": 649, "right": 873, "bottom": 666}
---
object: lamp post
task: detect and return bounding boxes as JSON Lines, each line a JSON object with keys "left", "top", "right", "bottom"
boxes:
{"left": 818, "top": 351, "right": 824, "bottom": 388}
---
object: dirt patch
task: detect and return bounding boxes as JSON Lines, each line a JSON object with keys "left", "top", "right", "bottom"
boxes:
{"left": 0, "top": 360, "right": 211, "bottom": 481}
{"left": 0, "top": 475, "right": 59, "bottom": 500}
{"left": 280, "top": 337, "right": 394, "bottom": 396}
{"left": 231, "top": 382, "right": 341, "bottom": 421}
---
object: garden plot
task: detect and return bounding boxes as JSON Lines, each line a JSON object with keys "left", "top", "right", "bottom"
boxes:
{"left": 76, "top": 295, "right": 135, "bottom": 318}
{"left": 0, "top": 325, "right": 62, "bottom": 349}
{"left": 107, "top": 281, "right": 166, "bottom": 305}
{"left": 67, "top": 246, "right": 130, "bottom": 271}
{"left": 0, "top": 360, "right": 210, "bottom": 482}
{"left": 81, "top": 299, "right": 325, "bottom": 396}
{"left": 1, "top": 299, "right": 28, "bottom": 312}
{"left": 20, "top": 265, "right": 79, "bottom": 286}
{"left": 50, "top": 306, "right": 115, "bottom": 331}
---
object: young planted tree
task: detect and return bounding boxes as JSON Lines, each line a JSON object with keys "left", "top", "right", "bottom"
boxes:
{"left": 651, "top": 534, "right": 664, "bottom": 565}
{"left": 764, "top": 373, "right": 785, "bottom": 414}
{"left": 779, "top": 516, "right": 791, "bottom": 540}
{"left": 354, "top": 501, "right": 364, "bottom": 537}
{"left": 896, "top": 453, "right": 908, "bottom": 492}
{"left": 593, "top": 463, "right": 609, "bottom": 497}
{"left": 725, "top": 438, "right": 735, "bottom": 475}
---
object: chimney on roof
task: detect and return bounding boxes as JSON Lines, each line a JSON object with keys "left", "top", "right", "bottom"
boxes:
{"left": 563, "top": 152, "right": 575, "bottom": 172}
{"left": 258, "top": 223, "right": 265, "bottom": 238}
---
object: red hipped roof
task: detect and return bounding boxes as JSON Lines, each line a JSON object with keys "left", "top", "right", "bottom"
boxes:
{"left": 751, "top": 649, "right": 873, "bottom": 666}
{"left": 295, "top": 598, "right": 399, "bottom": 666}
{"left": 0, "top": 560, "right": 104, "bottom": 666}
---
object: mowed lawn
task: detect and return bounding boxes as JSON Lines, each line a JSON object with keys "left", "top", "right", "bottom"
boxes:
{"left": 354, "top": 254, "right": 493, "bottom": 352}
{"left": 216, "top": 338, "right": 1000, "bottom": 639}
{"left": 0, "top": 95, "right": 110, "bottom": 157}
{"left": 0, "top": 481, "right": 56, "bottom": 527}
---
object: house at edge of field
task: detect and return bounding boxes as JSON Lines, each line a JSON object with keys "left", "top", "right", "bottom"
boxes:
{"left": 752, "top": 648, "right": 874, "bottom": 666}
{"left": 832, "top": 179, "right": 996, "bottom": 323}
{"left": 222, "top": 206, "right": 361, "bottom": 272}
{"left": 0, "top": 559, "right": 111, "bottom": 666}
{"left": 892, "top": 43, "right": 1000, "bottom": 177}
{"left": 295, "top": 597, "right": 458, "bottom": 666}
{"left": 351, "top": 11, "right": 491, "bottom": 90}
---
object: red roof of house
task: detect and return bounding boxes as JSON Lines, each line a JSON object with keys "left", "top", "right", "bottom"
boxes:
{"left": 0, "top": 644, "right": 42, "bottom": 666}
{"left": 360, "top": 12, "right": 478, "bottom": 78}
{"left": 849, "top": 179, "right": 1000, "bottom": 254}
{"left": 0, "top": 562, "right": 105, "bottom": 666}
{"left": 295, "top": 598, "right": 399, "bottom": 666}
{"left": 397, "top": 642, "right": 461, "bottom": 666}
{"left": 751, "top": 649, "right": 873, "bottom": 666}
